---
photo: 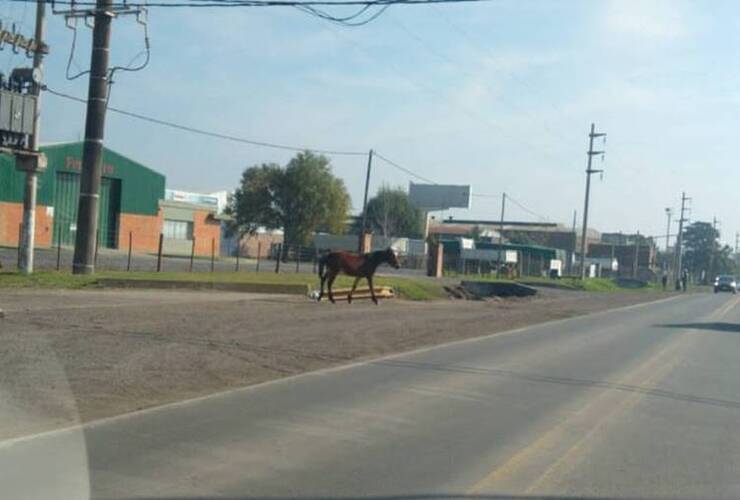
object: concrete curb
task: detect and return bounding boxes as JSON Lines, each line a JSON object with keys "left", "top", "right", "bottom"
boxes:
{"left": 96, "top": 278, "right": 309, "bottom": 295}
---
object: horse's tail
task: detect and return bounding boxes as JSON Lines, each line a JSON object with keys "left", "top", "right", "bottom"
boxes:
{"left": 318, "top": 253, "right": 329, "bottom": 279}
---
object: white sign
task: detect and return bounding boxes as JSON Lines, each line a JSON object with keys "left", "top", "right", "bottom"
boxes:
{"left": 505, "top": 250, "right": 518, "bottom": 263}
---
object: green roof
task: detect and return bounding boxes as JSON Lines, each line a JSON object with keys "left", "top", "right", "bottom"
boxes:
{"left": 0, "top": 142, "right": 165, "bottom": 215}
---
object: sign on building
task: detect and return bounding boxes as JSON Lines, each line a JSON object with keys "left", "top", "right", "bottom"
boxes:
{"left": 165, "top": 189, "right": 220, "bottom": 210}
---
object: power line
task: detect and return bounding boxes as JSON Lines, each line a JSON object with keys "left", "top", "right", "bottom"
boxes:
{"left": 373, "top": 152, "right": 437, "bottom": 184}
{"left": 44, "top": 86, "right": 367, "bottom": 156}
{"left": 505, "top": 194, "right": 550, "bottom": 222}
{"left": 20, "top": 0, "right": 500, "bottom": 7}
{"left": 431, "top": 5, "right": 577, "bottom": 131}
{"left": 374, "top": 154, "right": 549, "bottom": 223}
{"left": 389, "top": 14, "right": 575, "bottom": 151}
{"left": 474, "top": 193, "right": 549, "bottom": 222}
{"left": 294, "top": 3, "right": 391, "bottom": 26}
{"left": 45, "top": 87, "right": 552, "bottom": 223}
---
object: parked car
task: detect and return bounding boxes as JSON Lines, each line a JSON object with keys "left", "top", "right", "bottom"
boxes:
{"left": 714, "top": 275, "right": 737, "bottom": 293}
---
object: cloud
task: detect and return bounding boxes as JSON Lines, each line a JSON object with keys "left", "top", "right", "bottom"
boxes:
{"left": 603, "top": 0, "right": 689, "bottom": 40}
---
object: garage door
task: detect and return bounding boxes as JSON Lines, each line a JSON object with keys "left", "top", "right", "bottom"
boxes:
{"left": 52, "top": 172, "right": 121, "bottom": 248}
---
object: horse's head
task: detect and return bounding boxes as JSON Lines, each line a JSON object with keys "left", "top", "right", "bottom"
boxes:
{"left": 384, "top": 248, "right": 401, "bottom": 269}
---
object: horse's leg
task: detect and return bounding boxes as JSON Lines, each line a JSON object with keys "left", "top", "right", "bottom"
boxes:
{"left": 367, "top": 275, "right": 378, "bottom": 305}
{"left": 348, "top": 277, "right": 361, "bottom": 304}
{"left": 328, "top": 271, "right": 338, "bottom": 304}
{"left": 318, "top": 269, "right": 327, "bottom": 301}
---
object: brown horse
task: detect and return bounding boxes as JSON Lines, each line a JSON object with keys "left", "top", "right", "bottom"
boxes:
{"left": 317, "top": 248, "right": 401, "bottom": 304}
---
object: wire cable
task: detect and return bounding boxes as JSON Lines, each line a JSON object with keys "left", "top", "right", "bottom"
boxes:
{"left": 65, "top": 19, "right": 90, "bottom": 80}
{"left": 505, "top": 193, "right": 550, "bottom": 222}
{"left": 36, "top": 0, "right": 498, "bottom": 7}
{"left": 373, "top": 152, "right": 438, "bottom": 184}
{"left": 44, "top": 87, "right": 551, "bottom": 222}
{"left": 44, "top": 86, "right": 368, "bottom": 156}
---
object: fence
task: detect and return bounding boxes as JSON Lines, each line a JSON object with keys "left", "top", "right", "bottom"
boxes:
{"left": 1, "top": 237, "right": 589, "bottom": 281}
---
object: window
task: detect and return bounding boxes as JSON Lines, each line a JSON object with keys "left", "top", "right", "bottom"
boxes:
{"left": 163, "top": 219, "right": 193, "bottom": 240}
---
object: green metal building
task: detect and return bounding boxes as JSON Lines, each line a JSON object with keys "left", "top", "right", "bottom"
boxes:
{"left": 0, "top": 142, "right": 165, "bottom": 249}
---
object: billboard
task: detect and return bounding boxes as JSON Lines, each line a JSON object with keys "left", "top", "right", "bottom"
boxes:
{"left": 409, "top": 183, "right": 472, "bottom": 211}
{"left": 165, "top": 189, "right": 220, "bottom": 210}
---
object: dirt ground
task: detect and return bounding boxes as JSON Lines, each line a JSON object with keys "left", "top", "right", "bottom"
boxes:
{"left": 0, "top": 287, "right": 672, "bottom": 439}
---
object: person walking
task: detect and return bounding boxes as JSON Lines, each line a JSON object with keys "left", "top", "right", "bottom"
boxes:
{"left": 681, "top": 268, "right": 689, "bottom": 292}
{"left": 661, "top": 272, "right": 668, "bottom": 291}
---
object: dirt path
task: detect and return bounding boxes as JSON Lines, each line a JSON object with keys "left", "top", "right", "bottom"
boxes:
{"left": 0, "top": 287, "right": 675, "bottom": 439}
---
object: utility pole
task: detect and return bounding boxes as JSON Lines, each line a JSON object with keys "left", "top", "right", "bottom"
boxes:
{"left": 358, "top": 149, "right": 373, "bottom": 253}
{"left": 633, "top": 231, "right": 640, "bottom": 279}
{"left": 497, "top": 192, "right": 506, "bottom": 278}
{"left": 18, "top": 0, "right": 46, "bottom": 274}
{"left": 664, "top": 208, "right": 672, "bottom": 252}
{"left": 709, "top": 216, "right": 719, "bottom": 283}
{"left": 72, "top": 0, "right": 114, "bottom": 274}
{"left": 664, "top": 208, "right": 672, "bottom": 275}
{"left": 569, "top": 209, "right": 576, "bottom": 276}
{"left": 674, "top": 192, "right": 690, "bottom": 290}
{"left": 579, "top": 123, "right": 606, "bottom": 279}
{"left": 735, "top": 231, "right": 739, "bottom": 255}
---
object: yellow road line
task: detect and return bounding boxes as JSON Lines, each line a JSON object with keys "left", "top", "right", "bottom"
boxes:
{"left": 466, "top": 331, "right": 694, "bottom": 494}
{"left": 466, "top": 294, "right": 736, "bottom": 495}
{"left": 709, "top": 295, "right": 740, "bottom": 321}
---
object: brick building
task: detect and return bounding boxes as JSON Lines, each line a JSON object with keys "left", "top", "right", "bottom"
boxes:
{"left": 0, "top": 142, "right": 221, "bottom": 256}
{"left": 587, "top": 242, "right": 657, "bottom": 278}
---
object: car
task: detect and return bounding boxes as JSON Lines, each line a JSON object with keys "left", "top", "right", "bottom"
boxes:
{"left": 714, "top": 275, "right": 737, "bottom": 293}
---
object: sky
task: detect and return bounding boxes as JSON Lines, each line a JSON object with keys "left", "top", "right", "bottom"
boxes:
{"left": 3, "top": 0, "right": 740, "bottom": 245}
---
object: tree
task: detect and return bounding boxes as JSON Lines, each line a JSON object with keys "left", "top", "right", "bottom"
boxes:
{"left": 228, "top": 152, "right": 351, "bottom": 246}
{"left": 357, "top": 185, "right": 423, "bottom": 239}
{"left": 682, "top": 221, "right": 736, "bottom": 282}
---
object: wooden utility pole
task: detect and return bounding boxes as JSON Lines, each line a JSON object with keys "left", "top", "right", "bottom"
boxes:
{"left": 72, "top": 0, "right": 114, "bottom": 274}
{"left": 358, "top": 149, "right": 373, "bottom": 253}
{"left": 579, "top": 123, "right": 606, "bottom": 279}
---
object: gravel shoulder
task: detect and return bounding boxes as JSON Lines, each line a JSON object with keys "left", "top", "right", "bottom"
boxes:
{"left": 0, "top": 287, "right": 676, "bottom": 439}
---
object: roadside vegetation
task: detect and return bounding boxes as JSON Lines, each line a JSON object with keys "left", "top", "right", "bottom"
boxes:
{"left": 446, "top": 273, "right": 657, "bottom": 292}
{"left": 0, "top": 270, "right": 447, "bottom": 301}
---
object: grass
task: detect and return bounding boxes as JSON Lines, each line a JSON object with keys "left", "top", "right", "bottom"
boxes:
{"left": 0, "top": 271, "right": 97, "bottom": 289}
{"left": 0, "top": 268, "right": 657, "bottom": 299}
{"left": 0, "top": 270, "right": 447, "bottom": 301}
{"left": 518, "top": 276, "right": 657, "bottom": 292}
{"left": 447, "top": 274, "right": 657, "bottom": 292}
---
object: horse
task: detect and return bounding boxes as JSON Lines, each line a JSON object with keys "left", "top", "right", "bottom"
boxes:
{"left": 317, "top": 248, "right": 401, "bottom": 304}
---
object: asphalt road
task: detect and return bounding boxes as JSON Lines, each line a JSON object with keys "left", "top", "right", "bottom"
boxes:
{"left": 3, "top": 291, "right": 740, "bottom": 499}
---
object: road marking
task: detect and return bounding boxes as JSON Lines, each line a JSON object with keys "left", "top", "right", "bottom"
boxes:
{"left": 466, "top": 329, "right": 697, "bottom": 495}
{"left": 524, "top": 336, "right": 693, "bottom": 494}
{"left": 709, "top": 294, "right": 740, "bottom": 320}
{"left": 0, "top": 293, "right": 688, "bottom": 447}
{"left": 467, "top": 294, "right": 731, "bottom": 495}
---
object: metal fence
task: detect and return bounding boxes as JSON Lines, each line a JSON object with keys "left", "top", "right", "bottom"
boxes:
{"left": 0, "top": 237, "right": 430, "bottom": 277}
{"left": 1, "top": 236, "right": 572, "bottom": 280}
